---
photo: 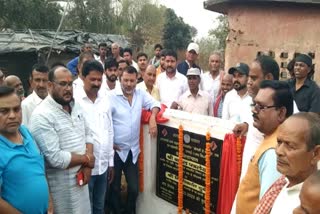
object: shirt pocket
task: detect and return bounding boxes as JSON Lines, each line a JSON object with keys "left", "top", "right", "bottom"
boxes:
{"left": 100, "top": 111, "right": 111, "bottom": 131}
{"left": 73, "top": 113, "right": 86, "bottom": 134}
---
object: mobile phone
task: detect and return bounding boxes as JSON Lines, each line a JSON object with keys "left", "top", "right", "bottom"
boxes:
{"left": 76, "top": 171, "right": 84, "bottom": 186}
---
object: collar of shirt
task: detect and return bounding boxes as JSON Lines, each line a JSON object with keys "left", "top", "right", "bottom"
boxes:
{"left": 284, "top": 177, "right": 304, "bottom": 191}
{"left": 47, "top": 94, "right": 74, "bottom": 111}
{"left": 31, "top": 90, "right": 43, "bottom": 105}
{"left": 291, "top": 78, "right": 313, "bottom": 89}
{"left": 106, "top": 80, "right": 120, "bottom": 91}
{"left": 228, "top": 89, "right": 250, "bottom": 100}
{"left": 299, "top": 78, "right": 313, "bottom": 88}
{"left": 77, "top": 85, "right": 104, "bottom": 103}
{"left": 238, "top": 90, "right": 250, "bottom": 100}
{"left": 73, "top": 77, "right": 83, "bottom": 87}
{"left": 137, "top": 81, "right": 156, "bottom": 92}
{"left": 165, "top": 70, "right": 181, "bottom": 80}
{"left": 209, "top": 72, "right": 221, "bottom": 81}
{"left": 114, "top": 84, "right": 137, "bottom": 98}
{"left": 185, "top": 60, "right": 191, "bottom": 68}
{"left": 0, "top": 126, "right": 30, "bottom": 148}
{"left": 186, "top": 89, "right": 204, "bottom": 98}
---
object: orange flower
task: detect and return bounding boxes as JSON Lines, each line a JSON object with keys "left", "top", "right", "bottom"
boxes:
{"left": 236, "top": 137, "right": 242, "bottom": 183}
{"left": 177, "top": 125, "right": 184, "bottom": 214}
{"left": 205, "top": 132, "right": 211, "bottom": 214}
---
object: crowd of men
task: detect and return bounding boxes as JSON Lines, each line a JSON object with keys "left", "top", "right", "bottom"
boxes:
{"left": 0, "top": 41, "right": 320, "bottom": 214}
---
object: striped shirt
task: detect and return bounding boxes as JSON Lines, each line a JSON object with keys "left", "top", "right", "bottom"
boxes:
{"left": 30, "top": 95, "right": 92, "bottom": 214}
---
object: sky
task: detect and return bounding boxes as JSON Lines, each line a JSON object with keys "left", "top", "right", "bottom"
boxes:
{"left": 158, "top": 0, "right": 220, "bottom": 38}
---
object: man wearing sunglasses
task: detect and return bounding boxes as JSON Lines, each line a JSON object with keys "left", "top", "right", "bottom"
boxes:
{"left": 236, "top": 80, "right": 294, "bottom": 214}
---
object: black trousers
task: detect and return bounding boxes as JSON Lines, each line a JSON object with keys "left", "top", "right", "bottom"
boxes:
{"left": 111, "top": 151, "right": 139, "bottom": 214}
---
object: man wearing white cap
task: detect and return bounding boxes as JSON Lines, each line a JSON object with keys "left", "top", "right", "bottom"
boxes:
{"left": 172, "top": 67, "right": 212, "bottom": 115}
{"left": 177, "top": 42, "right": 201, "bottom": 76}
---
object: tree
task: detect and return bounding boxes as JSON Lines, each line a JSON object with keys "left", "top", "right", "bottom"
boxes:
{"left": 196, "top": 37, "right": 220, "bottom": 71}
{"left": 0, "top": 0, "right": 62, "bottom": 29}
{"left": 190, "top": 26, "right": 198, "bottom": 39}
{"left": 64, "top": 0, "right": 117, "bottom": 33}
{"left": 64, "top": 0, "right": 165, "bottom": 50}
{"left": 162, "top": 8, "right": 193, "bottom": 51}
{"left": 208, "top": 15, "right": 229, "bottom": 51}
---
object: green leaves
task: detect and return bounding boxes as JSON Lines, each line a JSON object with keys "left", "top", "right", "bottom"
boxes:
{"left": 0, "top": 0, "right": 62, "bottom": 29}
{"left": 162, "top": 8, "right": 193, "bottom": 51}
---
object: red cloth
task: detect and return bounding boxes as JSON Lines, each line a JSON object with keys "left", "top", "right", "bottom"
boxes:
{"left": 254, "top": 176, "right": 287, "bottom": 214}
{"left": 213, "top": 94, "right": 222, "bottom": 117}
{"left": 141, "top": 104, "right": 169, "bottom": 124}
{"left": 217, "top": 134, "right": 246, "bottom": 214}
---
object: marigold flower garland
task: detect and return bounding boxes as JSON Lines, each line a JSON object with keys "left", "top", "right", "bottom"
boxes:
{"left": 138, "top": 124, "right": 144, "bottom": 192}
{"left": 177, "top": 124, "right": 184, "bottom": 214}
{"left": 236, "top": 137, "right": 243, "bottom": 183}
{"left": 205, "top": 132, "right": 211, "bottom": 214}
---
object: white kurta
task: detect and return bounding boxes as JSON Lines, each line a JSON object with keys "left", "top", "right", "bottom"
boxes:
{"left": 30, "top": 95, "right": 92, "bottom": 214}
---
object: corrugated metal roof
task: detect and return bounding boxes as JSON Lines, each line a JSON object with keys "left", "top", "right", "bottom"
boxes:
{"left": 0, "top": 29, "right": 130, "bottom": 54}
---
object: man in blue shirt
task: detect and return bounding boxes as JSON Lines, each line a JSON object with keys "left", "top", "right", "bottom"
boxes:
{"left": 177, "top": 42, "right": 201, "bottom": 76}
{"left": 67, "top": 42, "right": 93, "bottom": 76}
{"left": 0, "top": 86, "right": 49, "bottom": 214}
{"left": 109, "top": 66, "right": 160, "bottom": 214}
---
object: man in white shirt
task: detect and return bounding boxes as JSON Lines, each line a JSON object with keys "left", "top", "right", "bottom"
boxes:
{"left": 254, "top": 112, "right": 320, "bottom": 214}
{"left": 172, "top": 68, "right": 212, "bottom": 115}
{"left": 73, "top": 51, "right": 95, "bottom": 98}
{"left": 222, "top": 62, "right": 251, "bottom": 122}
{"left": 74, "top": 59, "right": 114, "bottom": 214}
{"left": 156, "top": 49, "right": 188, "bottom": 108}
{"left": 101, "top": 57, "right": 120, "bottom": 94}
{"left": 137, "top": 52, "right": 148, "bottom": 83}
{"left": 123, "top": 48, "right": 139, "bottom": 71}
{"left": 234, "top": 56, "right": 283, "bottom": 180}
{"left": 136, "top": 65, "right": 160, "bottom": 101}
{"left": 201, "top": 52, "right": 224, "bottom": 100}
{"left": 22, "top": 64, "right": 49, "bottom": 127}
{"left": 95, "top": 42, "right": 107, "bottom": 69}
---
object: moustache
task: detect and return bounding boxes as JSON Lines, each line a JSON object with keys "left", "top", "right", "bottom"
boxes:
{"left": 252, "top": 113, "right": 259, "bottom": 120}
{"left": 234, "top": 81, "right": 240, "bottom": 85}
{"left": 63, "top": 92, "right": 72, "bottom": 96}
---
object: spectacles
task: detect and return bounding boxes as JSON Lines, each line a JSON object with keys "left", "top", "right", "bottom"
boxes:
{"left": 52, "top": 81, "right": 73, "bottom": 88}
{"left": 251, "top": 103, "right": 278, "bottom": 112}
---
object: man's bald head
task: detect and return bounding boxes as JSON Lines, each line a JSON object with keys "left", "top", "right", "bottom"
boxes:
{"left": 143, "top": 65, "right": 157, "bottom": 88}
{"left": 4, "top": 75, "right": 24, "bottom": 98}
{"left": 146, "top": 64, "right": 156, "bottom": 73}
{"left": 111, "top": 43, "right": 120, "bottom": 58}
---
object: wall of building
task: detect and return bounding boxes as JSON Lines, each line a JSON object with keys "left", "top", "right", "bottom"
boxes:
{"left": 224, "top": 4, "right": 320, "bottom": 83}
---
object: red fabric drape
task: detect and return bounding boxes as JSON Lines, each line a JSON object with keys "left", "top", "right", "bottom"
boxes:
{"left": 213, "top": 94, "right": 222, "bottom": 117}
{"left": 217, "top": 134, "right": 246, "bottom": 214}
